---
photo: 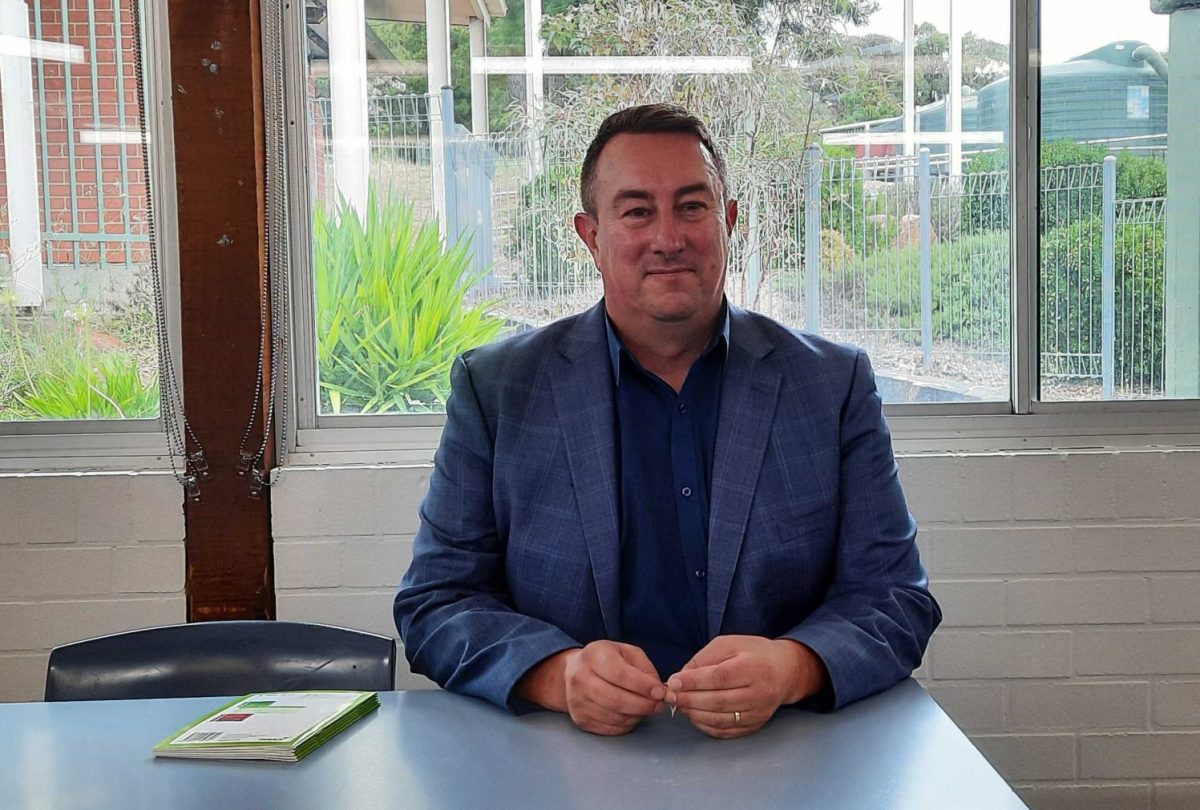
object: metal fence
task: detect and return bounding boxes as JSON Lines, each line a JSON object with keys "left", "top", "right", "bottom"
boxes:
{"left": 310, "top": 93, "right": 1169, "bottom": 400}
{"left": 310, "top": 93, "right": 438, "bottom": 223}
{"left": 1039, "top": 160, "right": 1166, "bottom": 398}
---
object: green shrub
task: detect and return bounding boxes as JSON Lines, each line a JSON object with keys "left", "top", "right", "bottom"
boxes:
{"left": 16, "top": 352, "right": 159, "bottom": 420}
{"left": 1115, "top": 150, "right": 1166, "bottom": 200}
{"left": 818, "top": 228, "right": 862, "bottom": 295}
{"left": 849, "top": 218, "right": 1163, "bottom": 390}
{"left": 313, "top": 193, "right": 505, "bottom": 414}
{"left": 861, "top": 230, "right": 1011, "bottom": 349}
{"left": 820, "top": 146, "right": 868, "bottom": 227}
{"left": 1, "top": 298, "right": 159, "bottom": 421}
{"left": 1040, "top": 217, "right": 1165, "bottom": 387}
{"left": 786, "top": 147, "right": 873, "bottom": 262}
{"left": 962, "top": 141, "right": 1166, "bottom": 235}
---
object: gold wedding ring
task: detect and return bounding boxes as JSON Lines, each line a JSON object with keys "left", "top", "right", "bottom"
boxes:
{"left": 733, "top": 710, "right": 742, "bottom": 726}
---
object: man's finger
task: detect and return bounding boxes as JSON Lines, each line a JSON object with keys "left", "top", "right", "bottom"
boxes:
{"left": 680, "top": 706, "right": 764, "bottom": 729}
{"left": 592, "top": 645, "right": 666, "bottom": 700}
{"left": 580, "top": 676, "right": 665, "bottom": 718}
{"left": 668, "top": 684, "right": 757, "bottom": 712}
{"left": 573, "top": 714, "right": 640, "bottom": 737}
{"left": 617, "top": 642, "right": 664, "bottom": 678}
{"left": 667, "top": 659, "right": 750, "bottom": 693}
{"left": 687, "top": 638, "right": 741, "bottom": 668}
{"left": 687, "top": 715, "right": 764, "bottom": 740}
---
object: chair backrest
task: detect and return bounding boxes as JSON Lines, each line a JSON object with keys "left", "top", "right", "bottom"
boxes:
{"left": 44, "top": 620, "right": 396, "bottom": 701}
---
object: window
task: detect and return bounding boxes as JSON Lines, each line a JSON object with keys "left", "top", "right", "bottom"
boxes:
{"left": 0, "top": 0, "right": 182, "bottom": 471}
{"left": 1038, "top": 1, "right": 1188, "bottom": 402}
{"left": 0, "top": 0, "right": 168, "bottom": 426}
{"left": 284, "top": 0, "right": 1199, "bottom": 453}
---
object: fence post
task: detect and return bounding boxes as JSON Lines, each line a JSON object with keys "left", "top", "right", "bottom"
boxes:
{"left": 919, "top": 147, "right": 933, "bottom": 369}
{"left": 441, "top": 85, "right": 461, "bottom": 244}
{"left": 1102, "top": 155, "right": 1116, "bottom": 400}
{"left": 746, "top": 196, "right": 762, "bottom": 309}
{"left": 805, "top": 145, "right": 822, "bottom": 333}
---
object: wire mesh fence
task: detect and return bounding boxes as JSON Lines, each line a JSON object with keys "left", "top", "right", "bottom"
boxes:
{"left": 307, "top": 93, "right": 1169, "bottom": 400}
{"left": 309, "top": 93, "right": 438, "bottom": 224}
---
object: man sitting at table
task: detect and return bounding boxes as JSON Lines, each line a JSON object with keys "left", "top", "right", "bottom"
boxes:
{"left": 395, "top": 103, "right": 940, "bottom": 739}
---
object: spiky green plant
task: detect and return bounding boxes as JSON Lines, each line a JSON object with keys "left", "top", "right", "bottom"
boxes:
{"left": 313, "top": 194, "right": 505, "bottom": 414}
{"left": 17, "top": 351, "right": 159, "bottom": 420}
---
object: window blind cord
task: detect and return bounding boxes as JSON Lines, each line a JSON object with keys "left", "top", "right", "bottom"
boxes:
{"left": 130, "top": 0, "right": 208, "bottom": 502}
{"left": 237, "top": 0, "right": 292, "bottom": 498}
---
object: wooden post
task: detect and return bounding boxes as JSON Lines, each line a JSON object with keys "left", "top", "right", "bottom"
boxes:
{"left": 168, "top": 0, "right": 274, "bottom": 621}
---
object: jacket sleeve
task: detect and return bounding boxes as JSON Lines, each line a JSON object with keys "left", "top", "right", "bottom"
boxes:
{"left": 394, "top": 354, "right": 582, "bottom": 712}
{"left": 781, "top": 349, "right": 941, "bottom": 710}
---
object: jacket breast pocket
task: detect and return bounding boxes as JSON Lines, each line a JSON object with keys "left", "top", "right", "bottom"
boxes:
{"left": 774, "top": 502, "right": 837, "bottom": 546}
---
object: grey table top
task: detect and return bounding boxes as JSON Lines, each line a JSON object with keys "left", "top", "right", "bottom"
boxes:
{"left": 0, "top": 679, "right": 1027, "bottom": 810}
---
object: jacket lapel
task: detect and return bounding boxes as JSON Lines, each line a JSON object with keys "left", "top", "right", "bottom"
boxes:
{"left": 550, "top": 303, "right": 622, "bottom": 639}
{"left": 706, "top": 309, "right": 780, "bottom": 637}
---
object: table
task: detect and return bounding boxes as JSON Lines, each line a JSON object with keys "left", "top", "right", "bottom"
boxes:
{"left": 0, "top": 680, "right": 1027, "bottom": 809}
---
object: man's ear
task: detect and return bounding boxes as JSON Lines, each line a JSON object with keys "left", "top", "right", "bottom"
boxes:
{"left": 574, "top": 211, "right": 600, "bottom": 255}
{"left": 724, "top": 198, "right": 738, "bottom": 236}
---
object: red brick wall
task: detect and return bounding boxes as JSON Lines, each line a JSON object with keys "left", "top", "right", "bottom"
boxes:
{"left": 0, "top": 0, "right": 148, "bottom": 270}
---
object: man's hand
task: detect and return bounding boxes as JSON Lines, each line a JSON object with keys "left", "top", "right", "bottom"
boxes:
{"left": 516, "top": 641, "right": 666, "bottom": 736}
{"left": 664, "top": 636, "right": 828, "bottom": 739}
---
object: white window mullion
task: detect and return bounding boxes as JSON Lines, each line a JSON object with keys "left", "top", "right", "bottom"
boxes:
{"left": 1011, "top": 0, "right": 1041, "bottom": 415}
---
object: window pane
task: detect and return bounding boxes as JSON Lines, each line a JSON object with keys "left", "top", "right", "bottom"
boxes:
{"left": 1038, "top": 2, "right": 1194, "bottom": 401}
{"left": 836, "top": 0, "right": 1012, "bottom": 403}
{"left": 0, "top": 0, "right": 160, "bottom": 422}
{"left": 305, "top": 0, "right": 1012, "bottom": 414}
{"left": 0, "top": 1, "right": 159, "bottom": 424}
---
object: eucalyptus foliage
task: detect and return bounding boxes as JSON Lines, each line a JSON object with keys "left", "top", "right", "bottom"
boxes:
{"left": 313, "top": 195, "right": 505, "bottom": 414}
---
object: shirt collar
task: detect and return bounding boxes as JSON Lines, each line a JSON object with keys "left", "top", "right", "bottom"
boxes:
{"left": 604, "top": 300, "right": 730, "bottom": 386}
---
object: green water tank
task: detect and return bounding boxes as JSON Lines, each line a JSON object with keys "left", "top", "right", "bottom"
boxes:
{"left": 975, "top": 40, "right": 1168, "bottom": 142}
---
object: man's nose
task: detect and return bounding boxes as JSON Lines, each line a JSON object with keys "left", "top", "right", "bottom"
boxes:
{"left": 651, "top": 214, "right": 685, "bottom": 253}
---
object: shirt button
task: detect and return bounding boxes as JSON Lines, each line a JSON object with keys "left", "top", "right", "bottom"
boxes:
{"left": 694, "top": 569, "right": 706, "bottom": 579}
{"left": 681, "top": 486, "right": 692, "bottom": 497}
{"left": 678, "top": 403, "right": 688, "bottom": 413}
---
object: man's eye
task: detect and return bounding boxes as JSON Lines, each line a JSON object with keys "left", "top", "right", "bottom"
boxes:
{"left": 681, "top": 201, "right": 707, "bottom": 213}
{"left": 623, "top": 207, "right": 650, "bottom": 218}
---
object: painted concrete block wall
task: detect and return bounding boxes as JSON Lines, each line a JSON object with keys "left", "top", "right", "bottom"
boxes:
{"left": 910, "top": 449, "right": 1200, "bottom": 810}
{"left": 272, "top": 465, "right": 436, "bottom": 691}
{"left": 2, "top": 448, "right": 1198, "bottom": 808}
{"left": 0, "top": 472, "right": 186, "bottom": 701}
{"left": 272, "top": 448, "right": 1200, "bottom": 809}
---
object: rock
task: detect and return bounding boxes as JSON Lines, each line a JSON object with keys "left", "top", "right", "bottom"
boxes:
{"left": 895, "top": 214, "right": 937, "bottom": 249}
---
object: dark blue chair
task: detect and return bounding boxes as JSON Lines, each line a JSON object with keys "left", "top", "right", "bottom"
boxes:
{"left": 44, "top": 620, "right": 396, "bottom": 701}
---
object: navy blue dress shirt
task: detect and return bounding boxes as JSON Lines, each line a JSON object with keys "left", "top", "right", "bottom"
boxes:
{"left": 606, "top": 308, "right": 729, "bottom": 680}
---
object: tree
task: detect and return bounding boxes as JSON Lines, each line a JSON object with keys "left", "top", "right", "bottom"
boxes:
{"left": 505, "top": 0, "right": 878, "bottom": 302}
{"left": 823, "top": 23, "right": 1008, "bottom": 123}
{"left": 367, "top": 21, "right": 474, "bottom": 126}
{"left": 736, "top": 0, "right": 877, "bottom": 38}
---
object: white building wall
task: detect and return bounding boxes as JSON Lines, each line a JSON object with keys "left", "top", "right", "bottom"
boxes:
{"left": 2, "top": 449, "right": 1200, "bottom": 808}
{"left": 0, "top": 472, "right": 186, "bottom": 701}
{"left": 272, "top": 448, "right": 1200, "bottom": 809}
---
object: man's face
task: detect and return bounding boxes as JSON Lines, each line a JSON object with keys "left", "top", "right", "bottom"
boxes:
{"left": 574, "top": 132, "right": 737, "bottom": 335}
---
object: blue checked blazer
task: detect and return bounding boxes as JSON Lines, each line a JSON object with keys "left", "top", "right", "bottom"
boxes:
{"left": 395, "top": 301, "right": 940, "bottom": 711}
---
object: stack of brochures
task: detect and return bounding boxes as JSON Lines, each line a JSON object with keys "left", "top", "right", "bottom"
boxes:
{"left": 153, "top": 691, "right": 380, "bottom": 762}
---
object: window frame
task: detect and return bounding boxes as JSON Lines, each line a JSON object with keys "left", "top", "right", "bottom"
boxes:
{"left": 0, "top": 0, "right": 185, "bottom": 473}
{"left": 279, "top": 0, "right": 1200, "bottom": 468}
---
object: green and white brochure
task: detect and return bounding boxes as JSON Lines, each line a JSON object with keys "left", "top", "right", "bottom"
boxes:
{"left": 153, "top": 691, "right": 380, "bottom": 762}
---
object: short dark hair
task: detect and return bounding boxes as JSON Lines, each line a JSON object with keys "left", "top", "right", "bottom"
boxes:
{"left": 579, "top": 103, "right": 729, "bottom": 214}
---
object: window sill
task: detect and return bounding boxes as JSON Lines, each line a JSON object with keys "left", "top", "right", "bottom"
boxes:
{"left": 285, "top": 404, "right": 1200, "bottom": 468}
{"left": 0, "top": 429, "right": 174, "bottom": 473}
